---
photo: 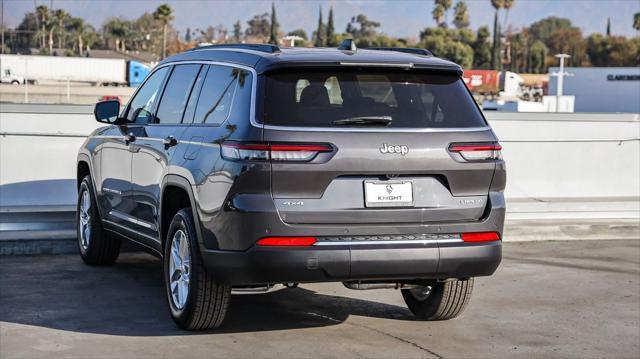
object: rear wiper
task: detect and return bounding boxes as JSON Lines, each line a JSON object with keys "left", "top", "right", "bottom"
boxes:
{"left": 331, "top": 116, "right": 393, "bottom": 126}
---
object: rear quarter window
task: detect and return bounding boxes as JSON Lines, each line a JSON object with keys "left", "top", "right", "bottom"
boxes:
{"left": 193, "top": 65, "right": 243, "bottom": 125}
{"left": 262, "top": 69, "right": 486, "bottom": 129}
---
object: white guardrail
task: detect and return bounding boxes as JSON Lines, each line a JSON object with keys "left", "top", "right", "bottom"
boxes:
{"left": 1, "top": 104, "right": 639, "bottom": 224}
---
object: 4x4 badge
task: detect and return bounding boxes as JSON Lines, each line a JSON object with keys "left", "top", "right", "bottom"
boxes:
{"left": 380, "top": 143, "right": 409, "bottom": 156}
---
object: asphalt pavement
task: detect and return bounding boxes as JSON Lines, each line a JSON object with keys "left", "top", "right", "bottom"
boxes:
{"left": 1, "top": 239, "right": 639, "bottom": 358}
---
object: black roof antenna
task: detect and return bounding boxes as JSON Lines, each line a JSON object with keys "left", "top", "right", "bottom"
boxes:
{"left": 338, "top": 39, "right": 357, "bottom": 51}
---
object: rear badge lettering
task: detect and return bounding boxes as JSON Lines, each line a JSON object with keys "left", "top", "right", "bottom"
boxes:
{"left": 380, "top": 143, "right": 409, "bottom": 156}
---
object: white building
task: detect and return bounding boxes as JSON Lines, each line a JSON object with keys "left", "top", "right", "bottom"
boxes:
{"left": 547, "top": 67, "right": 640, "bottom": 113}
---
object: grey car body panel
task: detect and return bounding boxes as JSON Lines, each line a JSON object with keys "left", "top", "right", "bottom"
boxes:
{"left": 79, "top": 46, "right": 505, "bottom": 285}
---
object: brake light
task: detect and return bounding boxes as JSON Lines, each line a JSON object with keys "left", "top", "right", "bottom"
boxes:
{"left": 449, "top": 143, "right": 502, "bottom": 162}
{"left": 461, "top": 232, "right": 501, "bottom": 242}
{"left": 256, "top": 236, "right": 317, "bottom": 247}
{"left": 221, "top": 141, "right": 333, "bottom": 162}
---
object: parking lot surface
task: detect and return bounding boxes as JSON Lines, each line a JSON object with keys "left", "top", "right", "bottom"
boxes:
{"left": 1, "top": 239, "right": 639, "bottom": 359}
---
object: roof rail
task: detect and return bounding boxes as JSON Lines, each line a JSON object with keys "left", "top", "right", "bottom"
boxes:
{"left": 189, "top": 43, "right": 281, "bottom": 54}
{"left": 366, "top": 47, "right": 433, "bottom": 56}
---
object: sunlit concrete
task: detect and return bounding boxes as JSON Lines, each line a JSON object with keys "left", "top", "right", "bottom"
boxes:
{"left": 1, "top": 240, "right": 639, "bottom": 358}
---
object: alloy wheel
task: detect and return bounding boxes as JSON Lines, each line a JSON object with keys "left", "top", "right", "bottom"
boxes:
{"left": 169, "top": 229, "right": 191, "bottom": 310}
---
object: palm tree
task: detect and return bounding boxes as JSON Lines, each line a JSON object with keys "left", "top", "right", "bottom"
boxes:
{"left": 35, "top": 5, "right": 49, "bottom": 50}
{"left": 435, "top": 0, "right": 453, "bottom": 25}
{"left": 153, "top": 4, "right": 174, "bottom": 58}
{"left": 69, "top": 17, "right": 94, "bottom": 56}
{"left": 453, "top": 1, "right": 470, "bottom": 29}
{"left": 54, "top": 9, "right": 69, "bottom": 50}
{"left": 634, "top": 12, "right": 640, "bottom": 35}
{"left": 502, "top": 0, "right": 514, "bottom": 29}
{"left": 432, "top": 4, "right": 445, "bottom": 27}
{"left": 490, "top": 0, "right": 504, "bottom": 70}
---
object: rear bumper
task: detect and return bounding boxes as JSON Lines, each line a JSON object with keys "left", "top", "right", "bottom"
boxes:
{"left": 201, "top": 240, "right": 501, "bottom": 285}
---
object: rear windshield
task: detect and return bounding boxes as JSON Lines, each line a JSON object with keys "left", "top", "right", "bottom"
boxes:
{"left": 262, "top": 69, "right": 486, "bottom": 128}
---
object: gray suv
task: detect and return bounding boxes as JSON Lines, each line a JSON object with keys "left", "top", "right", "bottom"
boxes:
{"left": 77, "top": 42, "right": 505, "bottom": 330}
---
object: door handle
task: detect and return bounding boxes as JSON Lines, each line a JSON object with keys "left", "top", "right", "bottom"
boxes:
{"left": 125, "top": 132, "right": 136, "bottom": 145}
{"left": 163, "top": 135, "right": 178, "bottom": 149}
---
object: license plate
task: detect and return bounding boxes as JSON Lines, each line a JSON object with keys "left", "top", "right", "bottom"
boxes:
{"left": 364, "top": 181, "right": 414, "bottom": 207}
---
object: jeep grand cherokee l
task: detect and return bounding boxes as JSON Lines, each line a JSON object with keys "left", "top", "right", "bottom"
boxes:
{"left": 77, "top": 42, "right": 505, "bottom": 330}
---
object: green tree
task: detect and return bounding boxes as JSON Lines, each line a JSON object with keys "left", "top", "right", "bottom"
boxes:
{"left": 432, "top": 4, "right": 445, "bottom": 28}
{"left": 53, "top": 9, "right": 69, "bottom": 50}
{"left": 547, "top": 27, "right": 585, "bottom": 66}
{"left": 473, "top": 26, "right": 492, "bottom": 68}
{"left": 509, "top": 31, "right": 528, "bottom": 72}
{"left": 346, "top": 14, "right": 381, "bottom": 43}
{"left": 453, "top": 1, "right": 469, "bottom": 29}
{"left": 606, "top": 18, "right": 611, "bottom": 36}
{"left": 233, "top": 20, "right": 242, "bottom": 42}
{"left": 529, "top": 17, "right": 572, "bottom": 43}
{"left": 185, "top": 27, "right": 191, "bottom": 42}
{"left": 529, "top": 40, "right": 547, "bottom": 73}
{"left": 245, "top": 13, "right": 270, "bottom": 40}
{"left": 586, "top": 34, "right": 639, "bottom": 66}
{"left": 153, "top": 4, "right": 174, "bottom": 58}
{"left": 435, "top": 0, "right": 453, "bottom": 25}
{"left": 326, "top": 7, "right": 336, "bottom": 46}
{"left": 287, "top": 29, "right": 308, "bottom": 40}
{"left": 420, "top": 27, "right": 474, "bottom": 68}
{"left": 634, "top": 13, "right": 640, "bottom": 32}
{"left": 314, "top": 7, "right": 325, "bottom": 47}
{"left": 268, "top": 3, "right": 279, "bottom": 45}
{"left": 102, "top": 17, "right": 130, "bottom": 51}
{"left": 68, "top": 17, "right": 97, "bottom": 56}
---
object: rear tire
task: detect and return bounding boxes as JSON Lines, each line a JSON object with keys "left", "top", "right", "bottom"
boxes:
{"left": 77, "top": 175, "right": 121, "bottom": 265}
{"left": 401, "top": 279, "right": 474, "bottom": 320}
{"left": 164, "top": 208, "right": 231, "bottom": 330}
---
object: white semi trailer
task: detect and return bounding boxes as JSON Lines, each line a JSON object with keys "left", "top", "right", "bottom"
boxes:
{"left": 0, "top": 54, "right": 150, "bottom": 86}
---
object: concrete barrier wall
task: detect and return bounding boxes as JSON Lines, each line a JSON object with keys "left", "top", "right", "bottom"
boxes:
{"left": 1, "top": 104, "right": 639, "bottom": 221}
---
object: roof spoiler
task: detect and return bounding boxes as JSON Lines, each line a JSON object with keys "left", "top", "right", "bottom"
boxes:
{"left": 189, "top": 43, "right": 281, "bottom": 54}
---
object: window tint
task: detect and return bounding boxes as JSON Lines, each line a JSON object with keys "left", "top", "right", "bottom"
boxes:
{"left": 155, "top": 64, "right": 202, "bottom": 124}
{"left": 357, "top": 74, "right": 397, "bottom": 107}
{"left": 295, "top": 77, "right": 342, "bottom": 104}
{"left": 182, "top": 65, "right": 208, "bottom": 123}
{"left": 193, "top": 65, "right": 241, "bottom": 125}
{"left": 263, "top": 69, "right": 486, "bottom": 128}
{"left": 126, "top": 67, "right": 169, "bottom": 124}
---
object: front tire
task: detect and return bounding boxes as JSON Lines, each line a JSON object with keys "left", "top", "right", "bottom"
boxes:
{"left": 77, "top": 175, "right": 121, "bottom": 265}
{"left": 401, "top": 279, "right": 474, "bottom": 320}
{"left": 164, "top": 208, "right": 231, "bottom": 330}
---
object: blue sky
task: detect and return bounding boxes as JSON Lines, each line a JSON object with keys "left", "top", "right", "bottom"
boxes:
{"left": 3, "top": 0, "right": 639, "bottom": 40}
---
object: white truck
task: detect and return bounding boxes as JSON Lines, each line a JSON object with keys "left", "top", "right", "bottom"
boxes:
{"left": 0, "top": 54, "right": 150, "bottom": 87}
{"left": 0, "top": 68, "right": 25, "bottom": 84}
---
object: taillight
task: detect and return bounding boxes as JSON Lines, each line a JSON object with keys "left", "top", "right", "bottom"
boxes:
{"left": 221, "top": 141, "right": 333, "bottom": 162}
{"left": 256, "top": 236, "right": 317, "bottom": 247}
{"left": 461, "top": 232, "right": 501, "bottom": 242}
{"left": 448, "top": 143, "right": 502, "bottom": 162}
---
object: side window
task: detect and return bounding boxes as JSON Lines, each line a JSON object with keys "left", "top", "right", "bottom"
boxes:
{"left": 182, "top": 65, "right": 208, "bottom": 124}
{"left": 155, "top": 64, "right": 202, "bottom": 124}
{"left": 126, "top": 67, "right": 169, "bottom": 124}
{"left": 357, "top": 74, "right": 398, "bottom": 107}
{"left": 193, "top": 65, "right": 240, "bottom": 125}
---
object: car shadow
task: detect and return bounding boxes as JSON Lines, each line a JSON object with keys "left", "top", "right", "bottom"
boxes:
{"left": 0, "top": 253, "right": 414, "bottom": 336}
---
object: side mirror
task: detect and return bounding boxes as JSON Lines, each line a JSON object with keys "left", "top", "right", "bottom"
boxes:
{"left": 94, "top": 100, "right": 123, "bottom": 124}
